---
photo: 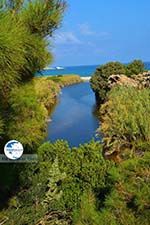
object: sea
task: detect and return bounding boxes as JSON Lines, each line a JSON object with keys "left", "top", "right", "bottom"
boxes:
{"left": 36, "top": 62, "right": 150, "bottom": 77}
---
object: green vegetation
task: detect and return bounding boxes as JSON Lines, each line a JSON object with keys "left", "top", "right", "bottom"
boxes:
{"left": 7, "top": 81, "right": 49, "bottom": 149}
{"left": 0, "top": 115, "right": 3, "bottom": 135}
{"left": 0, "top": 141, "right": 109, "bottom": 224}
{"left": 126, "top": 60, "right": 145, "bottom": 76}
{"left": 0, "top": 0, "right": 67, "bottom": 208}
{"left": 98, "top": 152, "right": 150, "bottom": 225}
{"left": 0, "top": 0, "right": 65, "bottom": 148}
{"left": 47, "top": 74, "right": 82, "bottom": 87}
{"left": 88, "top": 60, "right": 150, "bottom": 225}
{"left": 0, "top": 0, "right": 83, "bottom": 150}
{"left": 0, "top": 1, "right": 149, "bottom": 224}
{"left": 100, "top": 86, "right": 150, "bottom": 160}
{"left": 0, "top": 0, "right": 83, "bottom": 210}
{"left": 90, "top": 62, "right": 125, "bottom": 103}
{"left": 90, "top": 60, "right": 145, "bottom": 103}
{"left": 34, "top": 78, "right": 60, "bottom": 109}
{"left": 1, "top": 140, "right": 149, "bottom": 225}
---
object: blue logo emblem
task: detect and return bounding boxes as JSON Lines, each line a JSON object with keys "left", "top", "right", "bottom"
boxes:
{"left": 4, "top": 140, "right": 24, "bottom": 160}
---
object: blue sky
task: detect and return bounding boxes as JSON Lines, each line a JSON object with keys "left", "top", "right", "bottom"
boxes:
{"left": 50, "top": 0, "right": 150, "bottom": 66}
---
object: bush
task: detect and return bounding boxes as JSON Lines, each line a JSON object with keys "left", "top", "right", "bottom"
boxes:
{"left": 90, "top": 62, "right": 126, "bottom": 103}
{"left": 1, "top": 140, "right": 150, "bottom": 225}
{"left": 1, "top": 140, "right": 109, "bottom": 225}
{"left": 126, "top": 60, "right": 145, "bottom": 76}
{"left": 98, "top": 152, "right": 150, "bottom": 225}
{"left": 100, "top": 86, "right": 150, "bottom": 159}
{"left": 34, "top": 77, "right": 60, "bottom": 109}
{"left": 7, "top": 83, "right": 48, "bottom": 149}
{"left": 73, "top": 192, "right": 101, "bottom": 225}
{"left": 90, "top": 60, "right": 145, "bottom": 104}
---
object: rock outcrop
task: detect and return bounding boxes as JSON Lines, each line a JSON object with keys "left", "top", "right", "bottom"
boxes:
{"left": 108, "top": 71, "right": 150, "bottom": 89}
{"left": 133, "top": 71, "right": 150, "bottom": 88}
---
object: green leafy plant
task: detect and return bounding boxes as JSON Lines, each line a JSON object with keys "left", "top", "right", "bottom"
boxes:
{"left": 90, "top": 62, "right": 126, "bottom": 103}
{"left": 90, "top": 60, "right": 145, "bottom": 104}
{"left": 126, "top": 60, "right": 145, "bottom": 76}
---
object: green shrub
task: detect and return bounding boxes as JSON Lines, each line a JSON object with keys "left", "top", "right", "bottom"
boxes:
{"left": 2, "top": 141, "right": 109, "bottom": 224}
{"left": 34, "top": 77, "right": 60, "bottom": 109}
{"left": 90, "top": 62, "right": 126, "bottom": 103}
{"left": 1, "top": 140, "right": 150, "bottom": 225}
{"left": 100, "top": 86, "right": 150, "bottom": 158}
{"left": 7, "top": 83, "right": 48, "bottom": 148}
{"left": 98, "top": 152, "right": 150, "bottom": 225}
{"left": 126, "top": 60, "right": 145, "bottom": 76}
{"left": 73, "top": 192, "right": 101, "bottom": 225}
{"left": 90, "top": 60, "right": 145, "bottom": 104}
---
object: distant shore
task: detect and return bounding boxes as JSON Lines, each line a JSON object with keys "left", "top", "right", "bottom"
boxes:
{"left": 81, "top": 76, "right": 91, "bottom": 81}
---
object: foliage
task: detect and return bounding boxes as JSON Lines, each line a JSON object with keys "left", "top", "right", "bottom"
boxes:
{"left": 34, "top": 77, "right": 60, "bottom": 109}
{"left": 1, "top": 140, "right": 110, "bottom": 224}
{"left": 126, "top": 60, "right": 145, "bottom": 76}
{"left": 0, "top": 1, "right": 149, "bottom": 224}
{"left": 90, "top": 60, "right": 145, "bottom": 104}
{"left": 2, "top": 140, "right": 149, "bottom": 225}
{"left": 47, "top": 74, "right": 82, "bottom": 87}
{"left": 0, "top": 13, "right": 27, "bottom": 97}
{"left": 60, "top": 141, "right": 109, "bottom": 210}
{"left": 0, "top": 0, "right": 65, "bottom": 140}
{"left": 5, "top": 74, "right": 82, "bottom": 149}
{"left": 6, "top": 83, "right": 48, "bottom": 148}
{"left": 2, "top": 0, "right": 24, "bottom": 13}
{"left": 74, "top": 192, "right": 101, "bottom": 225}
{"left": 20, "top": 34, "right": 52, "bottom": 81}
{"left": 100, "top": 86, "right": 150, "bottom": 159}
{"left": 0, "top": 0, "right": 69, "bottom": 220}
{"left": 90, "top": 62, "right": 126, "bottom": 103}
{"left": 98, "top": 152, "right": 150, "bottom": 225}
{"left": 42, "top": 158, "right": 66, "bottom": 207}
{"left": 0, "top": 0, "right": 67, "bottom": 149}
{"left": 21, "top": 0, "right": 66, "bottom": 37}
{"left": 0, "top": 115, "right": 3, "bottom": 135}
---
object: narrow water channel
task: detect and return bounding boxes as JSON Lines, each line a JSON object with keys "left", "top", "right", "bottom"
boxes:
{"left": 46, "top": 82, "right": 99, "bottom": 147}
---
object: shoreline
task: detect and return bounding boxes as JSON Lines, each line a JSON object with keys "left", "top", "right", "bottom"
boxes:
{"left": 81, "top": 76, "right": 91, "bottom": 81}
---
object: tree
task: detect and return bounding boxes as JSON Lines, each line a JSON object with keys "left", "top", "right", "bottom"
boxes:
{"left": 21, "top": 0, "right": 66, "bottom": 37}
{"left": 7, "top": 83, "right": 48, "bottom": 149}
{"left": 0, "top": 0, "right": 66, "bottom": 205}
{"left": 90, "top": 62, "right": 126, "bottom": 103}
{"left": 0, "top": 0, "right": 65, "bottom": 143}
{"left": 126, "top": 60, "right": 145, "bottom": 76}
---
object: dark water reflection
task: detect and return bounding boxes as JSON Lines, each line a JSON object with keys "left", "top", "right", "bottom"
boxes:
{"left": 47, "top": 82, "right": 100, "bottom": 147}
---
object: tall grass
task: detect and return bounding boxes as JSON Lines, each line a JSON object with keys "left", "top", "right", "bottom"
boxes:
{"left": 0, "top": 13, "right": 26, "bottom": 87}
{"left": 34, "top": 77, "right": 60, "bottom": 109}
{"left": 47, "top": 74, "right": 82, "bottom": 87}
{"left": 100, "top": 86, "right": 150, "bottom": 157}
